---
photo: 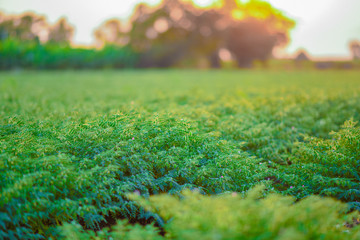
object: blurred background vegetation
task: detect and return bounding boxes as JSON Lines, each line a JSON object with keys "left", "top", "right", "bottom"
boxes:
{"left": 0, "top": 0, "right": 359, "bottom": 70}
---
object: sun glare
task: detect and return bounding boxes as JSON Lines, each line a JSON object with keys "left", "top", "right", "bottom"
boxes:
{"left": 192, "top": 0, "right": 215, "bottom": 7}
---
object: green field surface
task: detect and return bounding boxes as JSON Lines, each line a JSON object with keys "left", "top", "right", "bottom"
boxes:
{"left": 1, "top": 70, "right": 360, "bottom": 239}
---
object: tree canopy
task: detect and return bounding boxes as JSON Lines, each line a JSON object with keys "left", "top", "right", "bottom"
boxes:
{"left": 0, "top": 12, "right": 74, "bottom": 44}
{"left": 0, "top": 0, "right": 296, "bottom": 69}
{"left": 94, "top": 0, "right": 296, "bottom": 67}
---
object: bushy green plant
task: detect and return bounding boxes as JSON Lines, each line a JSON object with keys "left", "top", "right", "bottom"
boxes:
{"left": 1, "top": 70, "right": 360, "bottom": 239}
{"left": 0, "top": 111, "right": 276, "bottom": 239}
{"left": 286, "top": 120, "right": 360, "bottom": 204}
{"left": 59, "top": 186, "right": 360, "bottom": 240}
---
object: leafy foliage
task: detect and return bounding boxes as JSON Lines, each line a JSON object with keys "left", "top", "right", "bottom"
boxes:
{"left": 1, "top": 70, "right": 360, "bottom": 239}
{"left": 0, "top": 38, "right": 138, "bottom": 70}
{"left": 60, "top": 186, "right": 360, "bottom": 240}
{"left": 96, "top": 0, "right": 295, "bottom": 68}
{"left": 286, "top": 120, "right": 360, "bottom": 204}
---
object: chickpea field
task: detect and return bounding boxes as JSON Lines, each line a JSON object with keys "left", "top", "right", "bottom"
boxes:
{"left": 1, "top": 70, "right": 360, "bottom": 239}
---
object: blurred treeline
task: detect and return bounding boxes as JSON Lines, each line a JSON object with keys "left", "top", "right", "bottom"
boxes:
{"left": 0, "top": 12, "right": 137, "bottom": 69}
{"left": 0, "top": 0, "right": 296, "bottom": 69}
{"left": 0, "top": 38, "right": 138, "bottom": 69}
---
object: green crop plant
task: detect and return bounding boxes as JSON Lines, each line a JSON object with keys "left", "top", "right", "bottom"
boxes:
{"left": 60, "top": 186, "right": 360, "bottom": 240}
{"left": 285, "top": 120, "right": 360, "bottom": 204}
{"left": 1, "top": 70, "right": 360, "bottom": 239}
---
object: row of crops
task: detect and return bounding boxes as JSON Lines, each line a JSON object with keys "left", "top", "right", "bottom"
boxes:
{"left": 1, "top": 70, "right": 360, "bottom": 239}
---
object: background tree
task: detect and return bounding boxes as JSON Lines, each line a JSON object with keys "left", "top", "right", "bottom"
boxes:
{"left": 0, "top": 12, "right": 74, "bottom": 44}
{"left": 217, "top": 0, "right": 295, "bottom": 67}
{"left": 47, "top": 17, "right": 74, "bottom": 44}
{"left": 0, "top": 12, "right": 48, "bottom": 42}
{"left": 94, "top": 19, "right": 130, "bottom": 48}
{"left": 0, "top": 12, "right": 11, "bottom": 40}
{"left": 93, "top": 0, "right": 295, "bottom": 68}
{"left": 349, "top": 40, "right": 360, "bottom": 60}
{"left": 129, "top": 0, "right": 223, "bottom": 67}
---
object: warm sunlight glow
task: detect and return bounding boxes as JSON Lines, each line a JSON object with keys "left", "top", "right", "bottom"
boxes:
{"left": 170, "top": 8, "right": 184, "bottom": 21}
{"left": 232, "top": 9, "right": 245, "bottom": 20}
{"left": 219, "top": 48, "right": 232, "bottom": 61}
{"left": 192, "top": 0, "right": 215, "bottom": 7}
{"left": 1, "top": 0, "right": 359, "bottom": 57}
{"left": 146, "top": 27, "right": 158, "bottom": 39}
{"left": 154, "top": 17, "right": 169, "bottom": 33}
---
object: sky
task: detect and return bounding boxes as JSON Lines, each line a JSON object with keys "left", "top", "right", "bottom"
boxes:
{"left": 0, "top": 0, "right": 359, "bottom": 59}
